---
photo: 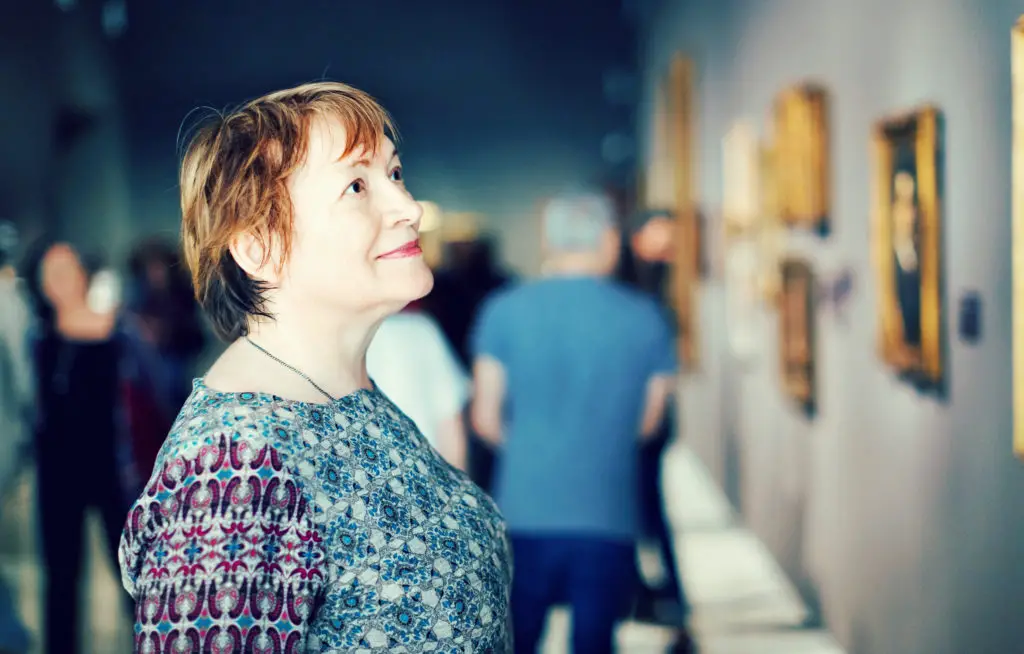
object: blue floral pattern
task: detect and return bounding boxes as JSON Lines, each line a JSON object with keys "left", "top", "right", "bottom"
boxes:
{"left": 120, "top": 379, "right": 512, "bottom": 653}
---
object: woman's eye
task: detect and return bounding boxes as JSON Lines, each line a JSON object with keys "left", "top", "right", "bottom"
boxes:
{"left": 390, "top": 166, "right": 404, "bottom": 183}
{"left": 344, "top": 179, "right": 366, "bottom": 196}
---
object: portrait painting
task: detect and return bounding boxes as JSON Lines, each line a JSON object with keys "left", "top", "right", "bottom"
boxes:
{"left": 722, "top": 121, "right": 761, "bottom": 237}
{"left": 721, "top": 121, "right": 763, "bottom": 360}
{"left": 772, "top": 84, "right": 830, "bottom": 234}
{"left": 778, "top": 258, "right": 815, "bottom": 413}
{"left": 871, "top": 106, "right": 943, "bottom": 385}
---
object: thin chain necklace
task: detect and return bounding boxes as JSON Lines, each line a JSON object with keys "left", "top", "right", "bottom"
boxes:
{"left": 244, "top": 336, "right": 337, "bottom": 402}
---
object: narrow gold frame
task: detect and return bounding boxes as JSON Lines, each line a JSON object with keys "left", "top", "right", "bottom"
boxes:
{"left": 871, "top": 107, "right": 942, "bottom": 381}
{"left": 773, "top": 85, "right": 830, "bottom": 231}
{"left": 778, "top": 257, "right": 815, "bottom": 408}
{"left": 1013, "top": 18, "right": 1024, "bottom": 457}
{"left": 668, "top": 53, "right": 700, "bottom": 370}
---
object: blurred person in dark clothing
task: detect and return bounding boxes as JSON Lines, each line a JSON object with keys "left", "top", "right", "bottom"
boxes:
{"left": 629, "top": 210, "right": 675, "bottom": 301}
{"left": 429, "top": 237, "right": 512, "bottom": 366}
{"left": 628, "top": 209, "right": 695, "bottom": 651}
{"left": 22, "top": 239, "right": 174, "bottom": 654}
{"left": 470, "top": 189, "right": 677, "bottom": 654}
{"left": 427, "top": 236, "right": 513, "bottom": 492}
{"left": 126, "top": 238, "right": 206, "bottom": 407}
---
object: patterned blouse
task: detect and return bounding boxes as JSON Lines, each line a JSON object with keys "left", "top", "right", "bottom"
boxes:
{"left": 119, "top": 379, "right": 512, "bottom": 653}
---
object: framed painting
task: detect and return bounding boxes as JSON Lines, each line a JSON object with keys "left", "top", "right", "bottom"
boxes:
{"left": 643, "top": 84, "right": 675, "bottom": 211}
{"left": 721, "top": 121, "right": 762, "bottom": 360}
{"left": 1013, "top": 17, "right": 1024, "bottom": 457}
{"left": 773, "top": 85, "right": 830, "bottom": 234}
{"left": 779, "top": 258, "right": 815, "bottom": 413}
{"left": 722, "top": 121, "right": 761, "bottom": 237}
{"left": 871, "top": 106, "right": 944, "bottom": 384}
{"left": 668, "top": 52, "right": 700, "bottom": 370}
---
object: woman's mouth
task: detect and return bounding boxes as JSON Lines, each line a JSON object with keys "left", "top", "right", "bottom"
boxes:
{"left": 377, "top": 240, "right": 423, "bottom": 259}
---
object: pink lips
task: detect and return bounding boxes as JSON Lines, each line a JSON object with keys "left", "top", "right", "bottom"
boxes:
{"left": 377, "top": 240, "right": 423, "bottom": 259}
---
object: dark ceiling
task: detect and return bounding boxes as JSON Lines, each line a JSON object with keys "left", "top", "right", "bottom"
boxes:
{"left": 113, "top": 0, "right": 636, "bottom": 126}
{"left": 108, "top": 0, "right": 640, "bottom": 238}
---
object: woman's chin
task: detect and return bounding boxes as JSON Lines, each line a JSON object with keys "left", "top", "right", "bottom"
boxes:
{"left": 390, "top": 265, "right": 434, "bottom": 304}
{"left": 408, "top": 266, "right": 435, "bottom": 300}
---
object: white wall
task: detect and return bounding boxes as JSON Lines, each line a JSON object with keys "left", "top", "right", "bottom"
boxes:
{"left": 641, "top": 1, "right": 1024, "bottom": 652}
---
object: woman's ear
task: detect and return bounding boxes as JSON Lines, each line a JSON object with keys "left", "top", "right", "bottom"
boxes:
{"left": 228, "top": 231, "right": 281, "bottom": 285}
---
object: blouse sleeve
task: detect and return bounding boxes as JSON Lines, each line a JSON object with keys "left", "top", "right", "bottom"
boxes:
{"left": 119, "top": 431, "right": 326, "bottom": 652}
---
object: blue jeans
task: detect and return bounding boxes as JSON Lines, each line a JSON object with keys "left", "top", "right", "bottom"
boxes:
{"left": 510, "top": 534, "right": 636, "bottom": 654}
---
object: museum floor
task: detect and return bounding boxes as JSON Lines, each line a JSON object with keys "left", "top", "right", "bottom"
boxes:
{"left": 0, "top": 442, "right": 845, "bottom": 653}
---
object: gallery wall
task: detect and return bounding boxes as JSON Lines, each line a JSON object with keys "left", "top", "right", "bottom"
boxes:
{"left": 640, "top": 0, "right": 1024, "bottom": 652}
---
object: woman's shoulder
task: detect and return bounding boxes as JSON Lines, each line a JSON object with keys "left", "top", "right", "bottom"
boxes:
{"left": 155, "top": 380, "right": 304, "bottom": 469}
{"left": 120, "top": 381, "right": 325, "bottom": 600}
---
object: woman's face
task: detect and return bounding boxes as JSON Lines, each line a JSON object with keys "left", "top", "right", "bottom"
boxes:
{"left": 41, "top": 243, "right": 88, "bottom": 308}
{"left": 269, "top": 118, "right": 432, "bottom": 316}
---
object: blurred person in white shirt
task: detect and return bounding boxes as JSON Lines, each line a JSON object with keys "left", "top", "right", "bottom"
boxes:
{"left": 366, "top": 302, "right": 469, "bottom": 470}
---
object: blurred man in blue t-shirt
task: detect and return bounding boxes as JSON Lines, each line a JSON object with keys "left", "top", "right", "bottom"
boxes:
{"left": 470, "top": 188, "right": 677, "bottom": 654}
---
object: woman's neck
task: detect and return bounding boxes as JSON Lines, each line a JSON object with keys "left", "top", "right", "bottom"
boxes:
{"left": 230, "top": 307, "right": 383, "bottom": 400}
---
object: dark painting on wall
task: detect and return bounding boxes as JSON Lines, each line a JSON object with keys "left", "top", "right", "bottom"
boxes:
{"left": 889, "top": 127, "right": 922, "bottom": 351}
{"left": 871, "top": 106, "right": 944, "bottom": 389}
{"left": 779, "top": 258, "right": 815, "bottom": 416}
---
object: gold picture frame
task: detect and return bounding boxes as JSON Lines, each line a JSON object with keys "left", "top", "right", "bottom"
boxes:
{"left": 779, "top": 258, "right": 815, "bottom": 411}
{"left": 1013, "top": 18, "right": 1024, "bottom": 457}
{"left": 643, "top": 84, "right": 674, "bottom": 211}
{"left": 773, "top": 85, "right": 830, "bottom": 232}
{"left": 871, "top": 106, "right": 943, "bottom": 383}
{"left": 668, "top": 53, "right": 700, "bottom": 371}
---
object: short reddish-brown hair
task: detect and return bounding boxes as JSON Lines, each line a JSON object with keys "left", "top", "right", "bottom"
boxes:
{"left": 179, "top": 81, "right": 396, "bottom": 341}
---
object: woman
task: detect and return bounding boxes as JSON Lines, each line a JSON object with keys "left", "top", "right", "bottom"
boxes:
{"left": 625, "top": 209, "right": 695, "bottom": 653}
{"left": 118, "top": 82, "right": 512, "bottom": 652}
{"left": 23, "top": 240, "right": 173, "bottom": 654}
